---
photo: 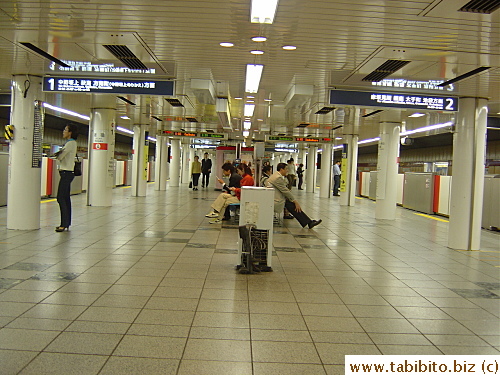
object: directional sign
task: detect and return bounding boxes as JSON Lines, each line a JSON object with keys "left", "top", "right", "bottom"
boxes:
{"left": 330, "top": 89, "right": 458, "bottom": 111}
{"left": 43, "top": 76, "right": 174, "bottom": 96}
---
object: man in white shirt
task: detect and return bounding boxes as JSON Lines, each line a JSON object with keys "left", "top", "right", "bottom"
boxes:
{"left": 333, "top": 160, "right": 341, "bottom": 196}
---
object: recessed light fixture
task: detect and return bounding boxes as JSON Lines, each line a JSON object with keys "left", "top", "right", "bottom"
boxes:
{"left": 251, "top": 0, "right": 279, "bottom": 24}
{"left": 245, "top": 64, "right": 264, "bottom": 93}
{"left": 244, "top": 104, "right": 255, "bottom": 117}
{"left": 120, "top": 116, "right": 130, "bottom": 120}
{"left": 335, "top": 137, "right": 342, "bottom": 140}
{"left": 220, "top": 42, "right": 234, "bottom": 47}
{"left": 282, "top": 45, "right": 296, "bottom": 50}
{"left": 264, "top": 99, "right": 272, "bottom": 102}
{"left": 257, "top": 119, "right": 263, "bottom": 121}
{"left": 234, "top": 97, "right": 243, "bottom": 100}
{"left": 252, "top": 36, "right": 267, "bottom": 42}
{"left": 246, "top": 100, "right": 255, "bottom": 103}
{"left": 250, "top": 50, "right": 264, "bottom": 55}
{"left": 247, "top": 95, "right": 255, "bottom": 99}
{"left": 408, "top": 113, "right": 426, "bottom": 118}
{"left": 243, "top": 130, "right": 250, "bottom": 137}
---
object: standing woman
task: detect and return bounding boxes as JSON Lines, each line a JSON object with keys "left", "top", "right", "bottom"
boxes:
{"left": 297, "top": 163, "right": 304, "bottom": 190}
{"left": 191, "top": 155, "right": 201, "bottom": 191}
{"left": 55, "top": 124, "right": 78, "bottom": 232}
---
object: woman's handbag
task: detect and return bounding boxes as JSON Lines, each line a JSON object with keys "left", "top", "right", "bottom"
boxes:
{"left": 74, "top": 156, "right": 82, "bottom": 176}
{"left": 189, "top": 181, "right": 193, "bottom": 188}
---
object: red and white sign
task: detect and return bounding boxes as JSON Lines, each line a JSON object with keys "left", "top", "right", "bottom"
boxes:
{"left": 92, "top": 143, "right": 108, "bottom": 150}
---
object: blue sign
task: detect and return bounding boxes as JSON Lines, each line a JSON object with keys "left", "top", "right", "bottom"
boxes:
{"left": 43, "top": 77, "right": 174, "bottom": 96}
{"left": 329, "top": 89, "right": 458, "bottom": 111}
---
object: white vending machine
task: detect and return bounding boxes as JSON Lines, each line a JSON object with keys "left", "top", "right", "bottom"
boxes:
{"left": 237, "top": 186, "right": 275, "bottom": 273}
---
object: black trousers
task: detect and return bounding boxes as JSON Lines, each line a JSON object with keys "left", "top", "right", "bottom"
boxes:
{"left": 192, "top": 173, "right": 201, "bottom": 187}
{"left": 202, "top": 172, "right": 210, "bottom": 187}
{"left": 57, "top": 170, "right": 74, "bottom": 227}
{"left": 333, "top": 175, "right": 340, "bottom": 195}
{"left": 297, "top": 175, "right": 303, "bottom": 189}
{"left": 284, "top": 200, "right": 312, "bottom": 228}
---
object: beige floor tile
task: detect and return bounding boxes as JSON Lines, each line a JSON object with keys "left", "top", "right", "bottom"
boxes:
{"left": 160, "top": 278, "right": 206, "bottom": 288}
{"left": 252, "top": 340, "right": 321, "bottom": 364}
{"left": 105, "top": 284, "right": 157, "bottom": 297}
{"left": 0, "top": 301, "right": 36, "bottom": 317}
{"left": 66, "top": 320, "right": 131, "bottom": 334}
{"left": 6, "top": 317, "right": 72, "bottom": 331}
{"left": 356, "top": 318, "right": 421, "bottom": 334}
{"left": 425, "top": 334, "right": 493, "bottom": 347}
{"left": 368, "top": 333, "right": 433, "bottom": 345}
{"left": 0, "top": 328, "right": 60, "bottom": 351}
{"left": 377, "top": 345, "right": 444, "bottom": 355}
{"left": 437, "top": 346, "right": 500, "bottom": 355}
{"left": 249, "top": 301, "right": 301, "bottom": 315}
{"left": 408, "top": 319, "right": 474, "bottom": 334}
{"left": 189, "top": 326, "right": 250, "bottom": 340}
{"left": 293, "top": 292, "right": 343, "bottom": 304}
{"left": 0, "top": 349, "right": 39, "bottom": 374}
{"left": 299, "top": 303, "right": 353, "bottom": 317}
{"left": 192, "top": 311, "right": 250, "bottom": 329}
{"left": 304, "top": 316, "right": 364, "bottom": 332}
{"left": 324, "top": 364, "right": 344, "bottom": 375}
{"left": 92, "top": 294, "right": 149, "bottom": 308}
{"left": 196, "top": 298, "right": 249, "bottom": 313}
{"left": 153, "top": 286, "right": 203, "bottom": 299}
{"left": 144, "top": 297, "right": 199, "bottom": 311}
{"left": 248, "top": 290, "right": 296, "bottom": 303}
{"left": 77, "top": 306, "right": 141, "bottom": 323}
{"left": 100, "top": 357, "right": 180, "bottom": 375}
{"left": 41, "top": 292, "right": 101, "bottom": 306}
{"left": 18, "top": 352, "right": 108, "bottom": 375}
{"left": 178, "top": 360, "right": 252, "bottom": 375}
{"left": 127, "top": 323, "right": 190, "bottom": 338}
{"left": 113, "top": 335, "right": 187, "bottom": 359}
{"left": 250, "top": 314, "right": 307, "bottom": 330}
{"left": 0, "top": 289, "right": 52, "bottom": 303}
{"left": 182, "top": 338, "right": 251, "bottom": 362}
{"left": 44, "top": 331, "right": 122, "bottom": 355}
{"left": 21, "top": 304, "right": 87, "bottom": 320}
{"left": 200, "top": 288, "right": 248, "bottom": 301}
{"left": 135, "top": 309, "right": 195, "bottom": 326}
{"left": 251, "top": 328, "right": 312, "bottom": 342}
{"left": 315, "top": 343, "right": 381, "bottom": 364}
{"left": 310, "top": 331, "right": 373, "bottom": 344}
{"left": 254, "top": 362, "right": 326, "bottom": 375}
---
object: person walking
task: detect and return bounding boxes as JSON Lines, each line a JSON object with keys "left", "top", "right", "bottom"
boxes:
{"left": 201, "top": 152, "right": 212, "bottom": 188}
{"left": 266, "top": 163, "right": 322, "bottom": 229}
{"left": 54, "top": 124, "right": 78, "bottom": 232}
{"left": 191, "top": 155, "right": 202, "bottom": 190}
{"left": 333, "top": 160, "right": 341, "bottom": 196}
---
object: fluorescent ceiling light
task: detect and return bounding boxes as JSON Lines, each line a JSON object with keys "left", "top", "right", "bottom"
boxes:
{"left": 234, "top": 97, "right": 243, "bottom": 100}
{"left": 252, "top": 36, "right": 267, "bottom": 42}
{"left": 282, "top": 45, "right": 296, "bottom": 50}
{"left": 358, "top": 137, "right": 380, "bottom": 145}
{"left": 333, "top": 145, "right": 343, "bottom": 150}
{"left": 245, "top": 64, "right": 263, "bottom": 93}
{"left": 220, "top": 42, "right": 234, "bottom": 47}
{"left": 250, "top": 50, "right": 264, "bottom": 55}
{"left": 335, "top": 137, "right": 342, "bottom": 140}
{"left": 120, "top": 116, "right": 130, "bottom": 120}
{"left": 264, "top": 98, "right": 272, "bottom": 102}
{"left": 42, "top": 103, "right": 90, "bottom": 121}
{"left": 243, "top": 121, "right": 252, "bottom": 130}
{"left": 116, "top": 126, "right": 134, "bottom": 135}
{"left": 247, "top": 95, "right": 255, "bottom": 98}
{"left": 251, "top": 0, "right": 279, "bottom": 24}
{"left": 400, "top": 122, "right": 453, "bottom": 136}
{"left": 243, "top": 130, "right": 250, "bottom": 137}
{"left": 244, "top": 104, "right": 255, "bottom": 117}
{"left": 408, "top": 113, "right": 425, "bottom": 118}
{"left": 148, "top": 137, "right": 157, "bottom": 142}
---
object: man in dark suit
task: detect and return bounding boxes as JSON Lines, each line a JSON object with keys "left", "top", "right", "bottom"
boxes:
{"left": 201, "top": 152, "right": 212, "bottom": 188}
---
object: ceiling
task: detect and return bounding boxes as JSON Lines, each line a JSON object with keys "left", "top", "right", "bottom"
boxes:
{"left": 0, "top": 0, "right": 498, "bottom": 145}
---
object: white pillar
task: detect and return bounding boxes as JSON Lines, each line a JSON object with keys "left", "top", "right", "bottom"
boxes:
{"left": 375, "top": 111, "right": 401, "bottom": 220}
{"left": 306, "top": 146, "right": 317, "bottom": 193}
{"left": 131, "top": 125, "right": 148, "bottom": 196}
{"left": 154, "top": 135, "right": 168, "bottom": 191}
{"left": 299, "top": 148, "right": 307, "bottom": 167}
{"left": 448, "top": 97, "right": 488, "bottom": 250}
{"left": 341, "top": 107, "right": 360, "bottom": 207}
{"left": 7, "top": 75, "right": 43, "bottom": 229}
{"left": 319, "top": 144, "right": 332, "bottom": 198}
{"left": 87, "top": 95, "right": 116, "bottom": 206}
{"left": 181, "top": 143, "right": 190, "bottom": 183}
{"left": 169, "top": 138, "right": 181, "bottom": 186}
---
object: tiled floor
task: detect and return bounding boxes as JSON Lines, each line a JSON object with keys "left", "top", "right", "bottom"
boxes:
{"left": 0, "top": 184, "right": 499, "bottom": 374}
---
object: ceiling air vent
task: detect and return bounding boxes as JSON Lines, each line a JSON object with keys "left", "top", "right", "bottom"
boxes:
{"left": 297, "top": 123, "right": 309, "bottom": 128}
{"left": 185, "top": 117, "right": 198, "bottom": 122}
{"left": 362, "top": 60, "right": 411, "bottom": 82}
{"left": 19, "top": 43, "right": 70, "bottom": 68}
{"left": 102, "top": 45, "right": 149, "bottom": 70}
{"left": 151, "top": 116, "right": 163, "bottom": 121}
{"left": 315, "top": 107, "right": 335, "bottom": 115}
{"left": 362, "top": 110, "right": 384, "bottom": 118}
{"left": 459, "top": 0, "right": 500, "bottom": 14}
{"left": 165, "top": 98, "right": 184, "bottom": 107}
{"left": 437, "top": 66, "right": 491, "bottom": 87}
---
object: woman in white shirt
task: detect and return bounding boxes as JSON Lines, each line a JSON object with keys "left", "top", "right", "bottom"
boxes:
{"left": 55, "top": 124, "right": 78, "bottom": 232}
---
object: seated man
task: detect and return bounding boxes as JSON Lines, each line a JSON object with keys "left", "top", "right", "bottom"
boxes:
{"left": 265, "top": 162, "right": 322, "bottom": 229}
{"left": 206, "top": 163, "right": 254, "bottom": 223}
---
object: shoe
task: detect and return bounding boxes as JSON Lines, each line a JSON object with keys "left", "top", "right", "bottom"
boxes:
{"left": 55, "top": 226, "right": 69, "bottom": 232}
{"left": 308, "top": 219, "right": 322, "bottom": 229}
{"left": 205, "top": 212, "right": 218, "bottom": 218}
{"left": 283, "top": 214, "right": 294, "bottom": 219}
{"left": 298, "top": 188, "right": 303, "bottom": 190}
{"left": 209, "top": 218, "right": 221, "bottom": 224}
{"left": 333, "top": 194, "right": 340, "bottom": 196}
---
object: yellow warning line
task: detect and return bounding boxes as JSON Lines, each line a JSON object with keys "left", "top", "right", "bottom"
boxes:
{"left": 415, "top": 213, "right": 449, "bottom": 222}
{"left": 41, "top": 199, "right": 56, "bottom": 203}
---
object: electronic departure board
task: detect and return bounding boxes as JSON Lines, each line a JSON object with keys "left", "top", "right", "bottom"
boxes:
{"left": 199, "top": 133, "right": 227, "bottom": 139}
{"left": 329, "top": 89, "right": 458, "bottom": 111}
{"left": 43, "top": 77, "right": 175, "bottom": 96}
{"left": 267, "top": 136, "right": 294, "bottom": 141}
{"left": 161, "top": 131, "right": 228, "bottom": 140}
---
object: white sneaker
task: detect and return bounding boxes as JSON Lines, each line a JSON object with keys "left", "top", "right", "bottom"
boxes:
{"left": 209, "top": 218, "right": 221, "bottom": 224}
{"left": 205, "top": 212, "right": 218, "bottom": 218}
